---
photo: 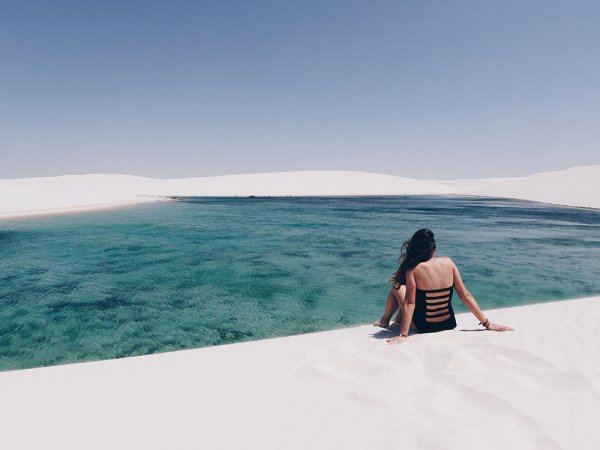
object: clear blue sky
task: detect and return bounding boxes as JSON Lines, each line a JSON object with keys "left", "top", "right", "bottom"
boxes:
{"left": 1, "top": 0, "right": 599, "bottom": 179}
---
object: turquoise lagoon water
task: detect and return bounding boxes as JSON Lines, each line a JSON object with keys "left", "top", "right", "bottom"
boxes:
{"left": 1, "top": 196, "right": 599, "bottom": 371}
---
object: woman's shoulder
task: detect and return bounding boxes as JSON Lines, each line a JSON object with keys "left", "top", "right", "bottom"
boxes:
{"left": 434, "top": 256, "right": 454, "bottom": 265}
{"left": 435, "top": 257, "right": 459, "bottom": 274}
{"left": 411, "top": 257, "right": 441, "bottom": 274}
{"left": 411, "top": 257, "right": 454, "bottom": 275}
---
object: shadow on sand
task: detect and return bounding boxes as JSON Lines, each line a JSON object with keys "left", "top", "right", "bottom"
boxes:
{"left": 369, "top": 322, "right": 419, "bottom": 340}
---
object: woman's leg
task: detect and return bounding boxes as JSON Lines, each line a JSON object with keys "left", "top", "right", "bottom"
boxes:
{"left": 374, "top": 285, "right": 406, "bottom": 327}
{"left": 391, "top": 285, "right": 406, "bottom": 324}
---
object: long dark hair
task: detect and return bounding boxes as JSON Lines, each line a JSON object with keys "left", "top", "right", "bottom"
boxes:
{"left": 391, "top": 228, "right": 436, "bottom": 287}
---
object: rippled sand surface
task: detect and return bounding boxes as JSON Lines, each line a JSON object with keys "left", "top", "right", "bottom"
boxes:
{"left": 1, "top": 297, "right": 599, "bottom": 449}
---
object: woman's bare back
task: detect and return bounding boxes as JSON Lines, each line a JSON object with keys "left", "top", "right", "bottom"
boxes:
{"left": 412, "top": 256, "right": 454, "bottom": 290}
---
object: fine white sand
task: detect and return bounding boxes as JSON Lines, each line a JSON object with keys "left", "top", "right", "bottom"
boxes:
{"left": 1, "top": 165, "right": 599, "bottom": 219}
{"left": 471, "top": 165, "right": 600, "bottom": 210}
{"left": 0, "top": 297, "right": 599, "bottom": 450}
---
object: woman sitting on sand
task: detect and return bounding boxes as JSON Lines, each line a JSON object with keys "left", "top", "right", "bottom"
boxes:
{"left": 375, "top": 228, "right": 513, "bottom": 344}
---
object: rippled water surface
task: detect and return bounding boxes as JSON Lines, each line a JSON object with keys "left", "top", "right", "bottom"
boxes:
{"left": 1, "top": 196, "right": 599, "bottom": 370}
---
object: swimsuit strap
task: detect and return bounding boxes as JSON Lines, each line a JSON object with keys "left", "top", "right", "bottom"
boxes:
{"left": 416, "top": 285, "right": 453, "bottom": 293}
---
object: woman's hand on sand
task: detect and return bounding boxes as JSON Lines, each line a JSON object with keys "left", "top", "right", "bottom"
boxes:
{"left": 487, "top": 323, "right": 514, "bottom": 332}
{"left": 386, "top": 335, "right": 407, "bottom": 345}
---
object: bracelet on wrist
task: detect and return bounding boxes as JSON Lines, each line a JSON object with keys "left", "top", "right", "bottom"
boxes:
{"left": 479, "top": 318, "right": 490, "bottom": 329}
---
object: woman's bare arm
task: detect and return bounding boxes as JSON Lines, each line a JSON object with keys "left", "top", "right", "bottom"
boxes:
{"left": 387, "top": 269, "right": 416, "bottom": 344}
{"left": 451, "top": 259, "right": 514, "bottom": 332}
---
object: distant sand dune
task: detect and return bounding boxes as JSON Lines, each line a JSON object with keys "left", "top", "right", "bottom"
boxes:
{"left": 471, "top": 165, "right": 599, "bottom": 209}
{"left": 1, "top": 165, "right": 599, "bottom": 218}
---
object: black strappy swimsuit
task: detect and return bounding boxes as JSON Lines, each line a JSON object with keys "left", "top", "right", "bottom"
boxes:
{"left": 413, "top": 285, "right": 457, "bottom": 333}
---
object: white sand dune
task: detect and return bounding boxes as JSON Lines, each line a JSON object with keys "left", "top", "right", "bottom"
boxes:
{"left": 1, "top": 297, "right": 599, "bottom": 450}
{"left": 1, "top": 165, "right": 599, "bottom": 218}
{"left": 471, "top": 165, "right": 600, "bottom": 209}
